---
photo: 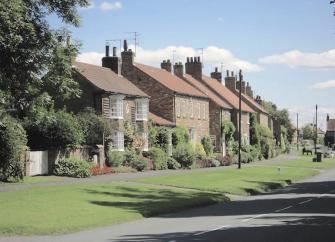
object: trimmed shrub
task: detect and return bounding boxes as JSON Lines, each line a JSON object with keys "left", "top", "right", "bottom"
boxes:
{"left": 167, "top": 157, "right": 181, "bottom": 169}
{"left": 195, "top": 143, "right": 207, "bottom": 160}
{"left": 0, "top": 114, "right": 27, "bottom": 182}
{"left": 215, "top": 155, "right": 232, "bottom": 166}
{"left": 173, "top": 143, "right": 196, "bottom": 168}
{"left": 211, "top": 159, "right": 221, "bottom": 167}
{"left": 54, "top": 158, "right": 92, "bottom": 178}
{"left": 24, "top": 109, "right": 84, "bottom": 150}
{"left": 172, "top": 125, "right": 189, "bottom": 146}
{"left": 77, "top": 108, "right": 111, "bottom": 145}
{"left": 123, "top": 149, "right": 147, "bottom": 171}
{"left": 148, "top": 147, "right": 168, "bottom": 170}
{"left": 201, "top": 136, "right": 214, "bottom": 156}
{"left": 107, "top": 151, "right": 125, "bottom": 167}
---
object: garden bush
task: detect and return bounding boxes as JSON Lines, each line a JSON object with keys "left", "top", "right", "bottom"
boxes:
{"left": 24, "top": 108, "right": 84, "bottom": 150}
{"left": 77, "top": 108, "right": 111, "bottom": 145}
{"left": 123, "top": 149, "right": 147, "bottom": 171}
{"left": 215, "top": 154, "right": 232, "bottom": 166}
{"left": 167, "top": 157, "right": 181, "bottom": 169}
{"left": 201, "top": 136, "right": 214, "bottom": 156}
{"left": 0, "top": 114, "right": 27, "bottom": 182}
{"left": 107, "top": 151, "right": 125, "bottom": 167}
{"left": 173, "top": 143, "right": 196, "bottom": 168}
{"left": 211, "top": 159, "right": 221, "bottom": 167}
{"left": 148, "top": 147, "right": 168, "bottom": 170}
{"left": 172, "top": 125, "right": 189, "bottom": 146}
{"left": 195, "top": 143, "right": 207, "bottom": 160}
{"left": 54, "top": 158, "right": 92, "bottom": 178}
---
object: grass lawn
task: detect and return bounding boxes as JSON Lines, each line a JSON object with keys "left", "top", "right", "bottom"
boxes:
{"left": 272, "top": 156, "right": 335, "bottom": 170}
{"left": 136, "top": 166, "right": 319, "bottom": 196}
{"left": 0, "top": 176, "right": 63, "bottom": 185}
{"left": 0, "top": 182, "right": 226, "bottom": 236}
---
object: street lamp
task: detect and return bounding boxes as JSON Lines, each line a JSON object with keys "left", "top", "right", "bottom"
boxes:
{"left": 315, "top": 105, "right": 318, "bottom": 155}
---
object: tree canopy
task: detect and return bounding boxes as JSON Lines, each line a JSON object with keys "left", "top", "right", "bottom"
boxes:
{"left": 0, "top": 0, "right": 88, "bottom": 117}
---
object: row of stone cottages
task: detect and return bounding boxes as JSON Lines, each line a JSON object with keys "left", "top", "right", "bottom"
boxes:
{"left": 65, "top": 40, "right": 280, "bottom": 156}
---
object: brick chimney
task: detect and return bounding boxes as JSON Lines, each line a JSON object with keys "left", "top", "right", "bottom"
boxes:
{"left": 185, "top": 56, "right": 202, "bottom": 80}
{"left": 161, "top": 59, "right": 172, "bottom": 73}
{"left": 121, "top": 40, "right": 135, "bottom": 77}
{"left": 102, "top": 45, "right": 122, "bottom": 75}
{"left": 173, "top": 62, "right": 184, "bottom": 78}
{"left": 236, "top": 70, "right": 246, "bottom": 94}
{"left": 246, "top": 82, "right": 253, "bottom": 98}
{"left": 225, "top": 70, "right": 237, "bottom": 92}
{"left": 255, "top": 95, "right": 262, "bottom": 105}
{"left": 211, "top": 67, "right": 222, "bottom": 83}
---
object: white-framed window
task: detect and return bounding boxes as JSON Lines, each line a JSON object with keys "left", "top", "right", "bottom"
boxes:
{"left": 135, "top": 99, "right": 149, "bottom": 121}
{"left": 142, "top": 132, "right": 148, "bottom": 151}
{"left": 182, "top": 100, "right": 186, "bottom": 118}
{"left": 176, "top": 100, "right": 181, "bottom": 118}
{"left": 112, "top": 131, "right": 124, "bottom": 151}
{"left": 190, "top": 99, "right": 194, "bottom": 118}
{"left": 110, "top": 95, "right": 124, "bottom": 119}
{"left": 198, "top": 102, "right": 201, "bottom": 119}
{"left": 202, "top": 103, "right": 206, "bottom": 120}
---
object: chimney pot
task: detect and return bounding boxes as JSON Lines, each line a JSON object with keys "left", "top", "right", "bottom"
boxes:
{"left": 113, "top": 47, "right": 117, "bottom": 57}
{"left": 187, "top": 57, "right": 190, "bottom": 63}
{"left": 105, "top": 45, "right": 110, "bottom": 57}
{"left": 190, "top": 57, "right": 194, "bottom": 62}
{"left": 231, "top": 71, "right": 234, "bottom": 76}
{"left": 123, "top": 40, "right": 128, "bottom": 51}
{"left": 215, "top": 67, "right": 218, "bottom": 72}
{"left": 226, "top": 70, "right": 229, "bottom": 77}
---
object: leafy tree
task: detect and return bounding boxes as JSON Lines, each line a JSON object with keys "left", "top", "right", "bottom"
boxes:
{"left": 222, "top": 120, "right": 236, "bottom": 143}
{"left": 302, "top": 124, "right": 314, "bottom": 140}
{"left": 249, "top": 113, "right": 260, "bottom": 147}
{"left": 0, "top": 0, "right": 88, "bottom": 117}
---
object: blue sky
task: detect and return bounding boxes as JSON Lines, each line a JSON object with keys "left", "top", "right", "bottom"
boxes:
{"left": 50, "top": 0, "right": 335, "bottom": 129}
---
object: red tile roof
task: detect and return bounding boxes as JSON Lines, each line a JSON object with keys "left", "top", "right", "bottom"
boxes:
{"left": 183, "top": 74, "right": 232, "bottom": 110}
{"left": 74, "top": 62, "right": 149, "bottom": 97}
{"left": 135, "top": 63, "right": 207, "bottom": 98}
{"left": 149, "top": 112, "right": 175, "bottom": 126}
{"left": 201, "top": 75, "right": 255, "bottom": 113}
{"left": 242, "top": 93, "right": 268, "bottom": 114}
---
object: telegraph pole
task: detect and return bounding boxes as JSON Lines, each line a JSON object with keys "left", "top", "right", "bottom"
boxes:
{"left": 315, "top": 105, "right": 318, "bottom": 154}
{"left": 238, "top": 70, "right": 243, "bottom": 169}
{"left": 297, "top": 113, "right": 299, "bottom": 150}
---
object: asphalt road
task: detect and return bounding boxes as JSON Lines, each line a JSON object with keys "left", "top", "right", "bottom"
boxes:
{"left": 2, "top": 166, "right": 335, "bottom": 242}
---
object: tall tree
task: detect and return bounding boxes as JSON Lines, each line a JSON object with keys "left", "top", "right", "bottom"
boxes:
{"left": 0, "top": 0, "right": 88, "bottom": 117}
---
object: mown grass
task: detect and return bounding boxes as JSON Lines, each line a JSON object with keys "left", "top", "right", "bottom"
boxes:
{"left": 0, "top": 176, "right": 63, "bottom": 185}
{"left": 136, "top": 166, "right": 319, "bottom": 196}
{"left": 0, "top": 182, "right": 226, "bottom": 236}
{"left": 272, "top": 155, "right": 335, "bottom": 170}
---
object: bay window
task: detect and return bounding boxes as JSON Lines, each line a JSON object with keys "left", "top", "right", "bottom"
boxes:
{"left": 135, "top": 99, "right": 149, "bottom": 121}
{"left": 110, "top": 95, "right": 124, "bottom": 119}
{"left": 111, "top": 131, "right": 124, "bottom": 151}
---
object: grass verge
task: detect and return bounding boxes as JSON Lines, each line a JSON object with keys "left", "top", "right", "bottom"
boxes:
{"left": 0, "top": 182, "right": 227, "bottom": 236}
{"left": 136, "top": 166, "right": 319, "bottom": 196}
{"left": 271, "top": 155, "right": 335, "bottom": 170}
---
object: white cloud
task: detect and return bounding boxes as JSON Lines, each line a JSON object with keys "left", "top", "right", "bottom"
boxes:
{"left": 259, "top": 49, "right": 335, "bottom": 69}
{"left": 288, "top": 106, "right": 335, "bottom": 131}
{"left": 100, "top": 1, "right": 122, "bottom": 11}
{"left": 77, "top": 45, "right": 262, "bottom": 73}
{"left": 309, "top": 80, "right": 335, "bottom": 90}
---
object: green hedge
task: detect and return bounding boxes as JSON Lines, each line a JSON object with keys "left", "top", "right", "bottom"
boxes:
{"left": 173, "top": 143, "right": 196, "bottom": 168}
{"left": 0, "top": 114, "right": 27, "bottom": 182}
{"left": 54, "top": 158, "right": 92, "bottom": 178}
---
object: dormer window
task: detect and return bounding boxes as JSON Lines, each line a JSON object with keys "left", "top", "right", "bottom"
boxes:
{"left": 136, "top": 98, "right": 149, "bottom": 121}
{"left": 110, "top": 95, "right": 124, "bottom": 119}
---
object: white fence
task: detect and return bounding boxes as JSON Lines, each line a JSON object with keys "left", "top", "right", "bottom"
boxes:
{"left": 28, "top": 151, "right": 49, "bottom": 176}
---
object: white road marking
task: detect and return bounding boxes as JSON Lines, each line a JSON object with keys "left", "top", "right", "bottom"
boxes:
{"left": 318, "top": 193, "right": 328, "bottom": 198}
{"left": 242, "top": 214, "right": 266, "bottom": 222}
{"left": 194, "top": 225, "right": 231, "bottom": 236}
{"left": 298, "top": 199, "right": 313, "bottom": 205}
{"left": 275, "top": 205, "right": 293, "bottom": 213}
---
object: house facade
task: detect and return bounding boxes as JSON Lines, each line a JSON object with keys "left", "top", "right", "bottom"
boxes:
{"left": 325, "top": 114, "right": 335, "bottom": 146}
{"left": 119, "top": 41, "right": 210, "bottom": 144}
{"left": 68, "top": 59, "right": 150, "bottom": 152}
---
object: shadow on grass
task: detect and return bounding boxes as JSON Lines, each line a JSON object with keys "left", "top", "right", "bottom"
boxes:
{"left": 242, "top": 180, "right": 292, "bottom": 195}
{"left": 85, "top": 186, "right": 229, "bottom": 217}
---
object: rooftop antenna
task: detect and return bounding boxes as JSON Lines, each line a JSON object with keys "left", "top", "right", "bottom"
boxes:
{"left": 125, "top": 32, "right": 141, "bottom": 56}
{"left": 196, "top": 48, "right": 204, "bottom": 68}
